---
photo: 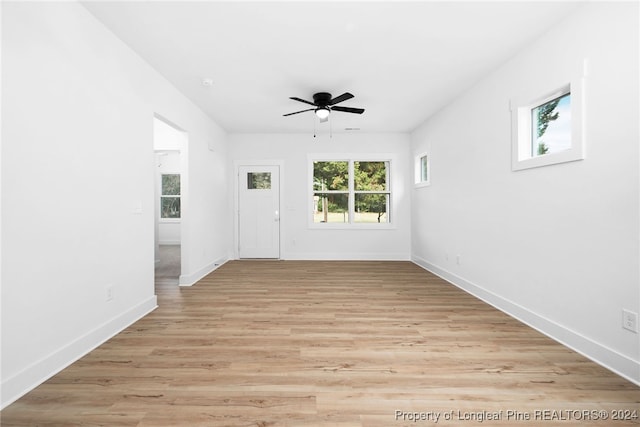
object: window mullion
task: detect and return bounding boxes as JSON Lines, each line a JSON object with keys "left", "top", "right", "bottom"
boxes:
{"left": 348, "top": 160, "right": 355, "bottom": 224}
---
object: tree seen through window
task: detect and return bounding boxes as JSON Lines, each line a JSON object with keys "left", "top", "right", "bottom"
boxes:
{"left": 161, "top": 174, "right": 181, "bottom": 219}
{"left": 313, "top": 160, "right": 389, "bottom": 224}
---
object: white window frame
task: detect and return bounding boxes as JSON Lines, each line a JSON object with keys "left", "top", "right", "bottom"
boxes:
{"left": 308, "top": 154, "right": 394, "bottom": 229}
{"left": 160, "top": 173, "right": 181, "bottom": 222}
{"left": 414, "top": 151, "right": 430, "bottom": 188}
{"left": 510, "top": 59, "right": 586, "bottom": 171}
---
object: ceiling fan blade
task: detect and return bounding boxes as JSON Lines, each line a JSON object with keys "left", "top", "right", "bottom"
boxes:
{"left": 290, "top": 96, "right": 316, "bottom": 106}
{"left": 329, "top": 92, "right": 354, "bottom": 105}
{"left": 283, "top": 108, "right": 314, "bottom": 116}
{"left": 331, "top": 106, "right": 365, "bottom": 114}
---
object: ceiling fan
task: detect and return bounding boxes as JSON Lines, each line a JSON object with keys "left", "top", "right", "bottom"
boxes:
{"left": 283, "top": 92, "right": 365, "bottom": 122}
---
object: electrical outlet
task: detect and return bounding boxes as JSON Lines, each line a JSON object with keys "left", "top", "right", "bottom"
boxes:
{"left": 106, "top": 285, "right": 114, "bottom": 302}
{"left": 456, "top": 254, "right": 461, "bottom": 265}
{"left": 622, "top": 309, "right": 638, "bottom": 333}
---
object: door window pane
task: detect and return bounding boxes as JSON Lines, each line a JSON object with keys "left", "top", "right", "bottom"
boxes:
{"left": 248, "top": 172, "right": 271, "bottom": 189}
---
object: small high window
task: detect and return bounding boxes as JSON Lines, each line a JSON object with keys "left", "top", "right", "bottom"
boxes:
{"left": 510, "top": 60, "right": 586, "bottom": 171}
{"left": 414, "top": 152, "right": 430, "bottom": 187}
{"left": 531, "top": 92, "right": 571, "bottom": 157}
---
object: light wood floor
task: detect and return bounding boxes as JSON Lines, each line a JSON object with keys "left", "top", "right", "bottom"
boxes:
{"left": 2, "top": 261, "right": 639, "bottom": 426}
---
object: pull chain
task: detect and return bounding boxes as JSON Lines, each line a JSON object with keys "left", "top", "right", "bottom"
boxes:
{"left": 330, "top": 116, "right": 333, "bottom": 139}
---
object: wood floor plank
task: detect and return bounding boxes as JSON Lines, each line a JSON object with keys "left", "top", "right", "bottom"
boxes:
{"left": 2, "top": 260, "right": 639, "bottom": 426}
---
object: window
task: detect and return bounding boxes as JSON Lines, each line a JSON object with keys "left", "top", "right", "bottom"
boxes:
{"left": 247, "top": 172, "right": 271, "bottom": 189}
{"left": 511, "top": 60, "right": 585, "bottom": 171}
{"left": 160, "top": 174, "right": 180, "bottom": 219}
{"left": 531, "top": 92, "right": 571, "bottom": 157}
{"left": 313, "top": 161, "right": 349, "bottom": 223}
{"left": 414, "top": 152, "right": 430, "bottom": 187}
{"left": 312, "top": 159, "right": 390, "bottom": 225}
{"left": 354, "top": 161, "right": 389, "bottom": 223}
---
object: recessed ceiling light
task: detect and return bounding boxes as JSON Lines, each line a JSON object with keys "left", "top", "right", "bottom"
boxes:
{"left": 201, "top": 78, "right": 214, "bottom": 87}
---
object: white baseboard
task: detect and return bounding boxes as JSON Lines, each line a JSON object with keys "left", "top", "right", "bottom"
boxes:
{"left": 179, "top": 257, "right": 229, "bottom": 286}
{"left": 1, "top": 296, "right": 158, "bottom": 410}
{"left": 282, "top": 252, "right": 411, "bottom": 261}
{"left": 412, "top": 255, "right": 640, "bottom": 386}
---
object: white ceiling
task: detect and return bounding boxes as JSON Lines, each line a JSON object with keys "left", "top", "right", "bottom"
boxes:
{"left": 82, "top": 1, "right": 583, "bottom": 134}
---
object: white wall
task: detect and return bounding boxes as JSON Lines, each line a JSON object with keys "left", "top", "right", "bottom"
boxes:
{"left": 1, "top": 2, "right": 230, "bottom": 408}
{"left": 178, "top": 117, "right": 230, "bottom": 286}
{"left": 411, "top": 2, "right": 639, "bottom": 383}
{"left": 229, "top": 133, "right": 412, "bottom": 260}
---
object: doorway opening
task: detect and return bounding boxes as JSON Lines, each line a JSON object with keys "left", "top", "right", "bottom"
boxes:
{"left": 153, "top": 116, "right": 188, "bottom": 286}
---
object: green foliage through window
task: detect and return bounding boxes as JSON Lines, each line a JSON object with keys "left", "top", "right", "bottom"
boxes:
{"left": 420, "top": 155, "right": 428, "bottom": 182}
{"left": 313, "top": 160, "right": 390, "bottom": 224}
{"left": 355, "top": 161, "right": 387, "bottom": 191}
{"left": 531, "top": 92, "right": 570, "bottom": 157}
{"left": 248, "top": 172, "right": 271, "bottom": 189}
{"left": 161, "top": 174, "right": 181, "bottom": 219}
{"left": 313, "top": 161, "right": 348, "bottom": 191}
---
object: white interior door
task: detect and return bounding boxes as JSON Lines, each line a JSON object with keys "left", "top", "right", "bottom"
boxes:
{"left": 238, "top": 165, "right": 280, "bottom": 259}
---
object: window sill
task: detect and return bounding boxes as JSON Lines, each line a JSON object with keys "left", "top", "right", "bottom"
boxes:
{"left": 512, "top": 149, "right": 584, "bottom": 171}
{"left": 308, "top": 222, "right": 396, "bottom": 230}
{"left": 159, "top": 218, "right": 181, "bottom": 223}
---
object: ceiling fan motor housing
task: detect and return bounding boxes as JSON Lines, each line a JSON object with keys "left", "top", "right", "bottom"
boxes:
{"left": 313, "top": 92, "right": 332, "bottom": 107}
{"left": 283, "top": 91, "right": 363, "bottom": 118}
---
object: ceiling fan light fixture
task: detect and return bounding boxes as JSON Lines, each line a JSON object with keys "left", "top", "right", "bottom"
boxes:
{"left": 284, "top": 92, "right": 363, "bottom": 120}
{"left": 315, "top": 107, "right": 330, "bottom": 120}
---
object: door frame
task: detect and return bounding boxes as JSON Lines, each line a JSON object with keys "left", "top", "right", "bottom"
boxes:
{"left": 153, "top": 114, "right": 188, "bottom": 285}
{"left": 233, "top": 160, "right": 284, "bottom": 259}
